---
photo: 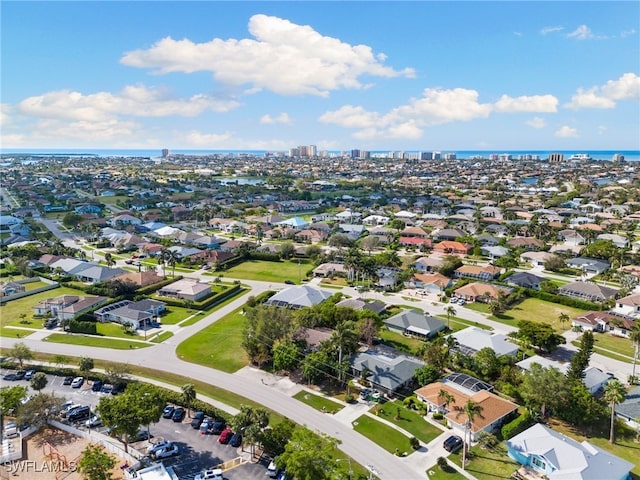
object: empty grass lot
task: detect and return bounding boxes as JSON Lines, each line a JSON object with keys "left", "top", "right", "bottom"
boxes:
{"left": 43, "top": 333, "right": 151, "bottom": 349}
{"left": 222, "top": 259, "right": 311, "bottom": 283}
{"left": 572, "top": 334, "right": 634, "bottom": 363}
{"left": 352, "top": 414, "right": 414, "bottom": 455}
{"left": 293, "top": 391, "right": 344, "bottom": 413}
{"left": 373, "top": 401, "right": 443, "bottom": 444}
{"left": 176, "top": 306, "right": 248, "bottom": 373}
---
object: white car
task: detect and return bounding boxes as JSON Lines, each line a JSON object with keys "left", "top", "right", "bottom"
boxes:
{"left": 71, "top": 376, "right": 84, "bottom": 388}
{"left": 85, "top": 415, "right": 101, "bottom": 428}
{"left": 146, "top": 439, "right": 171, "bottom": 455}
{"left": 195, "top": 469, "right": 223, "bottom": 480}
{"left": 153, "top": 443, "right": 179, "bottom": 459}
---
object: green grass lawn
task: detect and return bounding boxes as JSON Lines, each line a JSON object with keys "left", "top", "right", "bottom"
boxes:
{"left": 372, "top": 401, "right": 443, "bottom": 444}
{"left": 591, "top": 332, "right": 634, "bottom": 358}
{"left": 176, "top": 306, "right": 248, "bottom": 373}
{"left": 222, "top": 259, "right": 311, "bottom": 283}
{"left": 490, "top": 298, "right": 586, "bottom": 331}
{"left": 438, "top": 316, "right": 493, "bottom": 332}
{"left": 425, "top": 465, "right": 466, "bottom": 480}
{"left": 43, "top": 333, "right": 151, "bottom": 349}
{"left": 159, "top": 306, "right": 194, "bottom": 325}
{"left": 0, "top": 286, "right": 86, "bottom": 328}
{"left": 150, "top": 331, "right": 174, "bottom": 343}
{"left": 0, "top": 327, "right": 34, "bottom": 338}
{"left": 95, "top": 322, "right": 142, "bottom": 339}
{"left": 23, "top": 281, "right": 50, "bottom": 291}
{"left": 293, "top": 391, "right": 344, "bottom": 413}
{"left": 378, "top": 329, "right": 425, "bottom": 355}
{"left": 352, "top": 414, "right": 414, "bottom": 455}
{"left": 449, "top": 442, "right": 519, "bottom": 480}
{"left": 179, "top": 289, "right": 247, "bottom": 327}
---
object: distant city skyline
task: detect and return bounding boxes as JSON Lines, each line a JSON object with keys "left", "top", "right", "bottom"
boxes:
{"left": 2, "top": 1, "right": 639, "bottom": 151}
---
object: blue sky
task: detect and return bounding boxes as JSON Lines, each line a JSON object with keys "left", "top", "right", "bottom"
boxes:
{"left": 1, "top": 1, "right": 639, "bottom": 151}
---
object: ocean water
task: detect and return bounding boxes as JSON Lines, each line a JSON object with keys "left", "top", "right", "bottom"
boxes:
{"left": 1, "top": 148, "right": 639, "bottom": 162}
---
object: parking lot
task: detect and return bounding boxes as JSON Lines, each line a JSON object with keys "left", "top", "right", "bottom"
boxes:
{"left": 2, "top": 369, "right": 272, "bottom": 480}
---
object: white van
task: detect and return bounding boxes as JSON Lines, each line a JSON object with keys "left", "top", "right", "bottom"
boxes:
{"left": 3, "top": 422, "right": 18, "bottom": 439}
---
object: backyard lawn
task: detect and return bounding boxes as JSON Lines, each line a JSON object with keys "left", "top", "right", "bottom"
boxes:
{"left": 489, "top": 298, "right": 586, "bottom": 331}
{"left": 378, "top": 329, "right": 424, "bottom": 355}
{"left": 352, "top": 414, "right": 414, "bottom": 455}
{"left": 0, "top": 286, "right": 85, "bottom": 328}
{"left": 293, "top": 391, "right": 344, "bottom": 414}
{"left": 372, "top": 400, "right": 443, "bottom": 444}
{"left": 222, "top": 259, "right": 311, "bottom": 283}
{"left": 176, "top": 306, "right": 248, "bottom": 373}
{"left": 158, "top": 306, "right": 195, "bottom": 325}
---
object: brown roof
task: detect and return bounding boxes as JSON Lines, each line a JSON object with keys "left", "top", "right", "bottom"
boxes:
{"left": 455, "top": 282, "right": 510, "bottom": 300}
{"left": 115, "top": 270, "right": 163, "bottom": 287}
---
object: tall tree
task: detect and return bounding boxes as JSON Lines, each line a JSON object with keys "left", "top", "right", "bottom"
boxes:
{"left": 17, "top": 392, "right": 65, "bottom": 429}
{"left": 603, "top": 380, "right": 627, "bottom": 444}
{"left": 558, "top": 312, "right": 570, "bottom": 329}
{"left": 30, "top": 372, "right": 48, "bottom": 392}
{"left": 277, "top": 428, "right": 339, "bottom": 480}
{"left": 104, "top": 252, "right": 115, "bottom": 269}
{"left": 181, "top": 383, "right": 196, "bottom": 418}
{"left": 456, "top": 399, "right": 484, "bottom": 471}
{"left": 445, "top": 306, "right": 456, "bottom": 330}
{"left": 79, "top": 356, "right": 94, "bottom": 379}
{"left": 0, "top": 385, "right": 28, "bottom": 438}
{"left": 629, "top": 322, "right": 640, "bottom": 384}
{"left": 77, "top": 444, "right": 116, "bottom": 480}
{"left": 567, "top": 331, "right": 594, "bottom": 382}
{"left": 438, "top": 389, "right": 455, "bottom": 412}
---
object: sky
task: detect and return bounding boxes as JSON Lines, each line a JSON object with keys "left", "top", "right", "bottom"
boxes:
{"left": 1, "top": 1, "right": 639, "bottom": 152}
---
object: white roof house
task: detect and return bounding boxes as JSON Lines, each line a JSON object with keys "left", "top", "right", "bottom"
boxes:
{"left": 507, "top": 423, "right": 633, "bottom": 480}
{"left": 158, "top": 278, "right": 211, "bottom": 302}
{"left": 266, "top": 285, "right": 333, "bottom": 309}
{"left": 451, "top": 327, "right": 519, "bottom": 357}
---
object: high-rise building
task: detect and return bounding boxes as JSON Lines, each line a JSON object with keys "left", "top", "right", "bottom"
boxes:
{"left": 351, "top": 149, "right": 360, "bottom": 159}
{"left": 161, "top": 149, "right": 169, "bottom": 158}
{"left": 612, "top": 153, "right": 625, "bottom": 162}
{"left": 308, "top": 145, "right": 317, "bottom": 157}
{"left": 548, "top": 153, "right": 564, "bottom": 162}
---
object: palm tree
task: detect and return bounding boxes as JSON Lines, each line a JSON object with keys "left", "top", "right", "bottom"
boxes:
{"left": 438, "top": 389, "right": 455, "bottom": 413}
{"left": 331, "top": 321, "right": 359, "bottom": 383}
{"left": 603, "top": 380, "right": 626, "bottom": 444}
{"left": 457, "top": 399, "right": 484, "bottom": 471}
{"left": 558, "top": 312, "right": 570, "bottom": 330}
{"left": 630, "top": 322, "right": 640, "bottom": 384}
{"left": 104, "top": 252, "right": 115, "bottom": 269}
{"left": 445, "top": 306, "right": 456, "bottom": 330}
{"left": 181, "top": 383, "right": 196, "bottom": 418}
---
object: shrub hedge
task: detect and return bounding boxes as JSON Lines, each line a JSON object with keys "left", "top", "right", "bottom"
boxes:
{"left": 68, "top": 319, "right": 97, "bottom": 335}
{"left": 501, "top": 411, "right": 534, "bottom": 440}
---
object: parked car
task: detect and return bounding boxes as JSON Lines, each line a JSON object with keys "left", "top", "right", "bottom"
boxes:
{"left": 100, "top": 384, "right": 113, "bottom": 394}
{"left": 3, "top": 422, "right": 18, "bottom": 439}
{"left": 211, "top": 419, "right": 226, "bottom": 434}
{"left": 284, "top": 280, "right": 295, "bottom": 285}
{"left": 111, "top": 382, "right": 126, "bottom": 395}
{"left": 266, "top": 459, "right": 280, "bottom": 478}
{"left": 71, "top": 377, "right": 84, "bottom": 388}
{"left": 199, "top": 417, "right": 213, "bottom": 434}
{"left": 91, "top": 380, "right": 103, "bottom": 392}
{"left": 191, "top": 411, "right": 205, "bottom": 429}
{"left": 85, "top": 415, "right": 102, "bottom": 428}
{"left": 63, "top": 376, "right": 74, "bottom": 385}
{"left": 172, "top": 407, "right": 186, "bottom": 422}
{"left": 24, "top": 370, "right": 36, "bottom": 380}
{"left": 60, "top": 403, "right": 81, "bottom": 418}
{"left": 68, "top": 406, "right": 91, "bottom": 422}
{"left": 135, "top": 429, "right": 152, "bottom": 442}
{"left": 146, "top": 439, "right": 171, "bottom": 455}
{"left": 195, "top": 468, "right": 223, "bottom": 480}
{"left": 14, "top": 370, "right": 26, "bottom": 380}
{"left": 2, "top": 373, "right": 17, "bottom": 381}
{"left": 443, "top": 435, "right": 463, "bottom": 453}
{"left": 230, "top": 432, "right": 242, "bottom": 447}
{"left": 162, "top": 405, "right": 175, "bottom": 419}
{"left": 218, "top": 428, "right": 233, "bottom": 444}
{"left": 45, "top": 318, "right": 58, "bottom": 329}
{"left": 153, "top": 443, "right": 180, "bottom": 459}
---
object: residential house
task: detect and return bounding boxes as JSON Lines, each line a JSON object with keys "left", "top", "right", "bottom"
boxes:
{"left": 109, "top": 214, "right": 142, "bottom": 226}
{"left": 158, "top": 278, "right": 212, "bottom": 302}
{"left": 383, "top": 309, "right": 445, "bottom": 339}
{"left": 454, "top": 282, "right": 511, "bottom": 303}
{"left": 597, "top": 233, "right": 628, "bottom": 248}
{"left": 454, "top": 265, "right": 501, "bottom": 281}
{"left": 505, "top": 272, "right": 545, "bottom": 289}
{"left": 415, "top": 377, "right": 518, "bottom": 441}
{"left": 399, "top": 237, "right": 432, "bottom": 249}
{"left": 558, "top": 281, "right": 618, "bottom": 302}
{"left": 404, "top": 272, "right": 452, "bottom": 293}
{"left": 557, "top": 229, "right": 585, "bottom": 245}
{"left": 34, "top": 295, "right": 107, "bottom": 321}
{"left": 451, "top": 327, "right": 519, "bottom": 357}
{"left": 517, "top": 356, "right": 612, "bottom": 394}
{"left": 313, "top": 262, "right": 347, "bottom": 277}
{"left": 350, "top": 349, "right": 425, "bottom": 395}
{"left": 266, "top": 285, "right": 333, "bottom": 309}
{"left": 0, "top": 281, "right": 26, "bottom": 297}
{"left": 506, "top": 237, "right": 544, "bottom": 251}
{"left": 414, "top": 256, "right": 444, "bottom": 273}
{"left": 481, "top": 245, "right": 509, "bottom": 259}
{"left": 432, "top": 228, "right": 466, "bottom": 241}
{"left": 611, "top": 293, "right": 640, "bottom": 319}
{"left": 335, "top": 297, "right": 387, "bottom": 315}
{"left": 362, "top": 215, "right": 390, "bottom": 226}
{"left": 293, "top": 327, "right": 333, "bottom": 352}
{"left": 113, "top": 270, "right": 163, "bottom": 288}
{"left": 571, "top": 311, "right": 617, "bottom": 332}
{"left": 432, "top": 241, "right": 471, "bottom": 256}
{"left": 520, "top": 251, "right": 560, "bottom": 268}
{"left": 615, "top": 386, "right": 640, "bottom": 430}
{"left": 566, "top": 257, "right": 611, "bottom": 275}
{"left": 507, "top": 423, "right": 633, "bottom": 480}
{"left": 294, "top": 229, "right": 328, "bottom": 244}
{"left": 94, "top": 299, "right": 165, "bottom": 329}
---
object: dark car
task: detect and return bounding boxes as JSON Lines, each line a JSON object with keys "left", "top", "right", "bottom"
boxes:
{"left": 3, "top": 373, "right": 17, "bottom": 381}
{"left": 218, "top": 428, "right": 233, "bottom": 444}
{"left": 135, "top": 429, "right": 153, "bottom": 442}
{"left": 63, "top": 376, "right": 74, "bottom": 385}
{"left": 211, "top": 419, "right": 226, "bottom": 434}
{"left": 230, "top": 433, "right": 242, "bottom": 447}
{"left": 191, "top": 411, "right": 205, "bottom": 429}
{"left": 111, "top": 382, "right": 126, "bottom": 395}
{"left": 100, "top": 384, "right": 113, "bottom": 394}
{"left": 68, "top": 406, "right": 91, "bottom": 422}
{"left": 172, "top": 407, "right": 186, "bottom": 422}
{"left": 14, "top": 370, "right": 26, "bottom": 380}
{"left": 284, "top": 280, "right": 295, "bottom": 285}
{"left": 443, "top": 435, "right": 464, "bottom": 453}
{"left": 162, "top": 405, "right": 175, "bottom": 419}
{"left": 91, "top": 380, "right": 103, "bottom": 392}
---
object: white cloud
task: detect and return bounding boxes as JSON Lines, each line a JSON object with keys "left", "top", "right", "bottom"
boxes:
{"left": 540, "top": 26, "right": 564, "bottom": 35}
{"left": 620, "top": 29, "right": 637, "bottom": 38}
{"left": 259, "top": 112, "right": 292, "bottom": 125}
{"left": 318, "top": 105, "right": 381, "bottom": 129}
{"left": 566, "top": 72, "right": 640, "bottom": 109}
{"left": 555, "top": 125, "right": 578, "bottom": 138}
{"left": 526, "top": 117, "right": 547, "bottom": 129}
{"left": 120, "top": 14, "right": 415, "bottom": 97}
{"left": 0, "top": 103, "right": 12, "bottom": 127}
{"left": 184, "top": 130, "right": 234, "bottom": 146}
{"left": 29, "top": 118, "right": 142, "bottom": 142}
{"left": 494, "top": 94, "right": 558, "bottom": 113}
{"left": 566, "top": 24, "right": 607, "bottom": 40}
{"left": 17, "top": 85, "right": 238, "bottom": 121}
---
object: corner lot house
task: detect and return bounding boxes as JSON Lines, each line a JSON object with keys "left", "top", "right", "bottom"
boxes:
{"left": 558, "top": 281, "right": 618, "bottom": 302}
{"left": 266, "top": 285, "right": 333, "bottom": 309}
{"left": 158, "top": 278, "right": 211, "bottom": 302}
{"left": 451, "top": 327, "right": 519, "bottom": 357}
{"left": 507, "top": 423, "right": 633, "bottom": 480}
{"left": 94, "top": 299, "right": 165, "bottom": 329}
{"left": 383, "top": 309, "right": 445, "bottom": 339}
{"left": 350, "top": 349, "right": 424, "bottom": 395}
{"left": 454, "top": 282, "right": 511, "bottom": 303}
